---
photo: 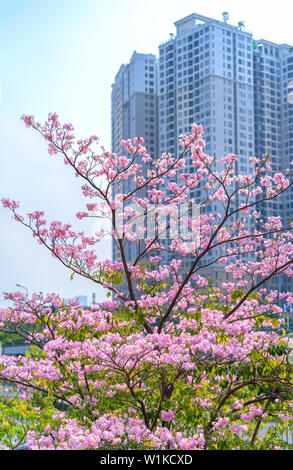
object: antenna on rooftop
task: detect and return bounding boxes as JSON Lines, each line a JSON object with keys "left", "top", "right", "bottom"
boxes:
{"left": 222, "top": 12, "right": 229, "bottom": 23}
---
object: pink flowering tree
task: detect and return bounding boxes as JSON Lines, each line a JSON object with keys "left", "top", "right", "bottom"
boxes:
{"left": 1, "top": 113, "right": 293, "bottom": 450}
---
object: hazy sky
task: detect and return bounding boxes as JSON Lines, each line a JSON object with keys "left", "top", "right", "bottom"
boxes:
{"left": 0, "top": 0, "right": 292, "bottom": 305}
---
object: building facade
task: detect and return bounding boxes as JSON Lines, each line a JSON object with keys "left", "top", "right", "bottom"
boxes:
{"left": 157, "top": 13, "right": 255, "bottom": 280}
{"left": 111, "top": 52, "right": 159, "bottom": 264}
{"left": 111, "top": 13, "right": 293, "bottom": 290}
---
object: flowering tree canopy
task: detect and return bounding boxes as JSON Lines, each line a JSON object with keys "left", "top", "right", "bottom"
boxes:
{"left": 1, "top": 113, "right": 293, "bottom": 450}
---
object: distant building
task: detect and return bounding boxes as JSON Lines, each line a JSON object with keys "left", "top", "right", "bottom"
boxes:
{"left": 111, "top": 51, "right": 159, "bottom": 265}
{"left": 111, "top": 12, "right": 293, "bottom": 291}
{"left": 157, "top": 13, "right": 255, "bottom": 280}
{"left": 0, "top": 342, "right": 28, "bottom": 356}
{"left": 66, "top": 295, "right": 88, "bottom": 307}
{"left": 253, "top": 40, "right": 293, "bottom": 292}
{"left": 111, "top": 51, "right": 158, "bottom": 159}
{"left": 159, "top": 13, "right": 254, "bottom": 168}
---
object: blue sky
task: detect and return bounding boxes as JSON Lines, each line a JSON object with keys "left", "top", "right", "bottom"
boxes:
{"left": 0, "top": 0, "right": 292, "bottom": 305}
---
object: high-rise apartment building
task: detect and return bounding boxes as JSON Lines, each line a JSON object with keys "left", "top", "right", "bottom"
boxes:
{"left": 282, "top": 48, "right": 293, "bottom": 225}
{"left": 253, "top": 40, "right": 293, "bottom": 292}
{"left": 159, "top": 13, "right": 254, "bottom": 167}
{"left": 158, "top": 13, "right": 255, "bottom": 277}
{"left": 254, "top": 40, "right": 291, "bottom": 215}
{"left": 111, "top": 13, "right": 293, "bottom": 289}
{"left": 111, "top": 52, "right": 159, "bottom": 264}
{"left": 111, "top": 51, "right": 158, "bottom": 158}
